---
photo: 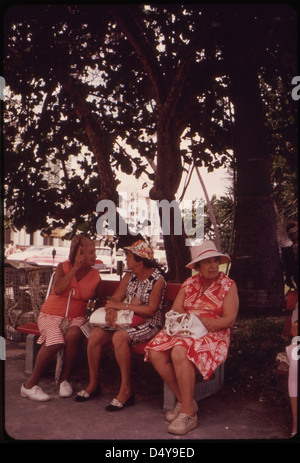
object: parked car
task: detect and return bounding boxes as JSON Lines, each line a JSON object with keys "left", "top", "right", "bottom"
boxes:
{"left": 6, "top": 246, "right": 53, "bottom": 269}
{"left": 23, "top": 246, "right": 71, "bottom": 268}
{"left": 24, "top": 246, "right": 106, "bottom": 270}
{"left": 95, "top": 247, "right": 114, "bottom": 272}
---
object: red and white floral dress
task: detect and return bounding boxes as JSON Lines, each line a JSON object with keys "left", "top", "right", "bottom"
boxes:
{"left": 144, "top": 272, "right": 235, "bottom": 380}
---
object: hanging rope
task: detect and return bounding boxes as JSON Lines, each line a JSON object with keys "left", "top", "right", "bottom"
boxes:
{"left": 195, "top": 165, "right": 221, "bottom": 251}
{"left": 226, "top": 95, "right": 236, "bottom": 274}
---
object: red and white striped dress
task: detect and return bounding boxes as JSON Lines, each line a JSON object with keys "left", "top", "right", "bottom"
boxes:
{"left": 144, "top": 272, "right": 234, "bottom": 380}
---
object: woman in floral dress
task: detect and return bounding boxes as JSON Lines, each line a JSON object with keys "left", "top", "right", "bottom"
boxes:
{"left": 145, "top": 241, "right": 239, "bottom": 436}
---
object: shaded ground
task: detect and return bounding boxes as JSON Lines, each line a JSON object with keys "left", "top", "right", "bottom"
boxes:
{"left": 226, "top": 315, "right": 292, "bottom": 404}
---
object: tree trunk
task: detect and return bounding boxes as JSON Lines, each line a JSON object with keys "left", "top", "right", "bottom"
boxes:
{"left": 106, "top": 8, "right": 193, "bottom": 282}
{"left": 225, "top": 25, "right": 285, "bottom": 315}
{"left": 150, "top": 118, "right": 191, "bottom": 282}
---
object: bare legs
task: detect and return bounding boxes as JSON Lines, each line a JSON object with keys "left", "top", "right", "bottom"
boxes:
{"left": 86, "top": 328, "right": 132, "bottom": 403}
{"left": 290, "top": 397, "right": 298, "bottom": 436}
{"left": 60, "top": 326, "right": 84, "bottom": 383}
{"left": 24, "top": 343, "right": 62, "bottom": 389}
{"left": 85, "top": 327, "right": 113, "bottom": 395}
{"left": 286, "top": 343, "right": 298, "bottom": 436}
{"left": 24, "top": 325, "right": 83, "bottom": 390}
{"left": 149, "top": 346, "right": 196, "bottom": 416}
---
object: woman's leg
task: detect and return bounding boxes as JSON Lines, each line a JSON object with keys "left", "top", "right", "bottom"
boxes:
{"left": 111, "top": 329, "right": 133, "bottom": 403}
{"left": 286, "top": 343, "right": 298, "bottom": 435}
{"left": 148, "top": 348, "right": 182, "bottom": 403}
{"left": 85, "top": 327, "right": 113, "bottom": 394}
{"left": 171, "top": 345, "right": 196, "bottom": 416}
{"left": 24, "top": 343, "right": 62, "bottom": 389}
{"left": 60, "top": 325, "right": 83, "bottom": 383}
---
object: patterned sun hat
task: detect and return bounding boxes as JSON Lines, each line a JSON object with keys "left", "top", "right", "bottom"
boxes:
{"left": 123, "top": 240, "right": 154, "bottom": 261}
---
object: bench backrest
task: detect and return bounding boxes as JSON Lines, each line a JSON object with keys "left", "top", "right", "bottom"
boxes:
{"left": 103, "top": 279, "right": 181, "bottom": 303}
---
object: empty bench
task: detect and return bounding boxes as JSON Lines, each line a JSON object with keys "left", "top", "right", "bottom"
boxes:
{"left": 17, "top": 278, "right": 224, "bottom": 410}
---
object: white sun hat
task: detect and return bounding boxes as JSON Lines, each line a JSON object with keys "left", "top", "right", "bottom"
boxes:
{"left": 186, "top": 240, "right": 230, "bottom": 269}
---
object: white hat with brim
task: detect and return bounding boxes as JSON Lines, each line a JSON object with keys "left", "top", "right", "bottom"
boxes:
{"left": 186, "top": 240, "right": 230, "bottom": 269}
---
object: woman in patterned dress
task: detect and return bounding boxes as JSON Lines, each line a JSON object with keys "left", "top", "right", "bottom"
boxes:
{"left": 74, "top": 240, "right": 166, "bottom": 410}
{"left": 145, "top": 241, "right": 239, "bottom": 436}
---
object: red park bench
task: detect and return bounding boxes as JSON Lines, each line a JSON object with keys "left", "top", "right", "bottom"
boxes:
{"left": 17, "top": 278, "right": 225, "bottom": 410}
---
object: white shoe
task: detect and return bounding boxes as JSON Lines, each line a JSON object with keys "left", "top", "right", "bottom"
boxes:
{"left": 165, "top": 400, "right": 198, "bottom": 422}
{"left": 20, "top": 383, "right": 50, "bottom": 402}
{"left": 59, "top": 380, "right": 73, "bottom": 398}
{"left": 168, "top": 412, "right": 198, "bottom": 435}
{"left": 165, "top": 402, "right": 182, "bottom": 422}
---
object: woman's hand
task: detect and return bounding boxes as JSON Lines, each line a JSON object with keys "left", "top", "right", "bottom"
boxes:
{"left": 105, "top": 299, "right": 122, "bottom": 311}
{"left": 53, "top": 246, "right": 86, "bottom": 295}
{"left": 105, "top": 307, "right": 117, "bottom": 329}
{"left": 199, "top": 317, "right": 218, "bottom": 332}
{"left": 73, "top": 246, "right": 85, "bottom": 270}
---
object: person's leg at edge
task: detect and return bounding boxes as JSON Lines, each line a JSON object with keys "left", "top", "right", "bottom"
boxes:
{"left": 287, "top": 343, "right": 298, "bottom": 436}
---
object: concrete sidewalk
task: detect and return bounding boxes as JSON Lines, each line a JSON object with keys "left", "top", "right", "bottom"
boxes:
{"left": 2, "top": 340, "right": 297, "bottom": 444}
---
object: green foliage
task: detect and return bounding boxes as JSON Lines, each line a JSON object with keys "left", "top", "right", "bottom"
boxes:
{"left": 3, "top": 4, "right": 297, "bottom": 240}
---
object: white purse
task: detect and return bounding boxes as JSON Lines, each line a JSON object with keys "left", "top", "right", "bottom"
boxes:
{"left": 164, "top": 310, "right": 208, "bottom": 339}
{"left": 89, "top": 307, "right": 134, "bottom": 328}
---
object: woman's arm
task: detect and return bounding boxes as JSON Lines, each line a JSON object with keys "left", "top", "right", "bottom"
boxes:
{"left": 105, "top": 276, "right": 165, "bottom": 317}
{"left": 104, "top": 273, "right": 131, "bottom": 328}
{"left": 199, "top": 282, "right": 239, "bottom": 332}
{"left": 105, "top": 272, "right": 131, "bottom": 307}
{"left": 53, "top": 246, "right": 84, "bottom": 295}
{"left": 169, "top": 287, "right": 186, "bottom": 314}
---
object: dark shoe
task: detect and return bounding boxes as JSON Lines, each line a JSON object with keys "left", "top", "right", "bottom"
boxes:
{"left": 105, "top": 393, "right": 135, "bottom": 412}
{"left": 73, "top": 385, "right": 101, "bottom": 402}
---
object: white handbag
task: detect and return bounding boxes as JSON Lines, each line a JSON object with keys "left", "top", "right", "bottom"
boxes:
{"left": 164, "top": 310, "right": 208, "bottom": 339}
{"left": 89, "top": 307, "right": 134, "bottom": 328}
